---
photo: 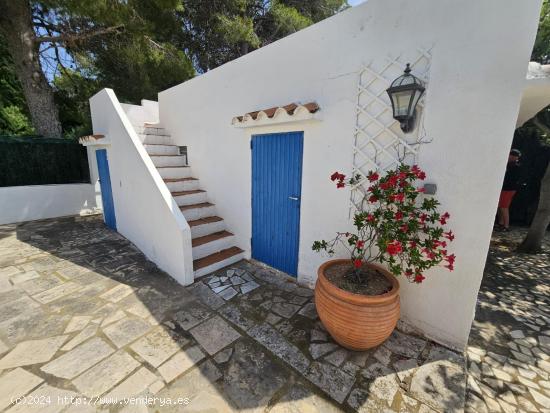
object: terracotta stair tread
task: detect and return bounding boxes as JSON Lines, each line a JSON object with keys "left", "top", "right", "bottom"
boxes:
{"left": 163, "top": 177, "right": 198, "bottom": 182}
{"left": 188, "top": 216, "right": 224, "bottom": 227}
{"left": 192, "top": 230, "right": 233, "bottom": 247}
{"left": 193, "top": 246, "right": 244, "bottom": 270}
{"left": 171, "top": 190, "right": 206, "bottom": 196}
{"left": 179, "top": 202, "right": 214, "bottom": 211}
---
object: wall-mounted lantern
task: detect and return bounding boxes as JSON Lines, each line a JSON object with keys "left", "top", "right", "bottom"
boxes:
{"left": 386, "top": 63, "right": 425, "bottom": 133}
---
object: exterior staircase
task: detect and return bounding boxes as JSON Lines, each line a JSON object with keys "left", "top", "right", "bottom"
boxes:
{"left": 133, "top": 123, "right": 244, "bottom": 279}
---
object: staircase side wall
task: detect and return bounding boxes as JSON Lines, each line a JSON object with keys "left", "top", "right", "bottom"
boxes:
{"left": 90, "top": 89, "right": 194, "bottom": 285}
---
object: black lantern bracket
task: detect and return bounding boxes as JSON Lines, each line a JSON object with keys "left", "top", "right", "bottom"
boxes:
{"left": 386, "top": 63, "right": 425, "bottom": 133}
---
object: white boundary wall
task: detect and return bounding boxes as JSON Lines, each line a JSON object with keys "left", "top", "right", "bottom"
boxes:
{"left": 158, "top": 0, "right": 542, "bottom": 349}
{"left": 89, "top": 89, "right": 194, "bottom": 285}
{"left": 0, "top": 184, "right": 97, "bottom": 225}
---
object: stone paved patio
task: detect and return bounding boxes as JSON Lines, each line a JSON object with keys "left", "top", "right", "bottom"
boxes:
{"left": 0, "top": 215, "right": 466, "bottom": 412}
{"left": 466, "top": 229, "right": 550, "bottom": 413}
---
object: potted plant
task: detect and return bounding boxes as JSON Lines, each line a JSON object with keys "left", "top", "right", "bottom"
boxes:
{"left": 312, "top": 164, "right": 455, "bottom": 350}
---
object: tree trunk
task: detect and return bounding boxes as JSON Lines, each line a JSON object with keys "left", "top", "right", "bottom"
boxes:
{"left": 0, "top": 0, "right": 62, "bottom": 138}
{"left": 518, "top": 160, "right": 550, "bottom": 253}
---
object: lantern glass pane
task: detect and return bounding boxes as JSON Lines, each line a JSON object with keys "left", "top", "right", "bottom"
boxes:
{"left": 393, "top": 90, "right": 413, "bottom": 118}
{"left": 409, "top": 89, "right": 423, "bottom": 116}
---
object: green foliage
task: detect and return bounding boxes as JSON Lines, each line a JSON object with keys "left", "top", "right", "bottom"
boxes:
{"left": 533, "top": 0, "right": 550, "bottom": 63}
{"left": 0, "top": 36, "right": 34, "bottom": 135}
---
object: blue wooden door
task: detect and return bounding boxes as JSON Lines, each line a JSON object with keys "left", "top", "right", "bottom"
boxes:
{"left": 252, "top": 131, "right": 303, "bottom": 276}
{"left": 96, "top": 149, "right": 117, "bottom": 230}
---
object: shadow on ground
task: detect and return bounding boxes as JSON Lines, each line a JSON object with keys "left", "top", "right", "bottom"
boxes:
{"left": 0, "top": 215, "right": 467, "bottom": 412}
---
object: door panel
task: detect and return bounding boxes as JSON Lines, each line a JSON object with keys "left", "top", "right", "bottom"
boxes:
{"left": 96, "top": 149, "right": 117, "bottom": 230}
{"left": 251, "top": 131, "right": 303, "bottom": 276}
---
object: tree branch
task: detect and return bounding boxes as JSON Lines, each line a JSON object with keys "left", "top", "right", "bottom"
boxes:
{"left": 34, "top": 25, "right": 123, "bottom": 44}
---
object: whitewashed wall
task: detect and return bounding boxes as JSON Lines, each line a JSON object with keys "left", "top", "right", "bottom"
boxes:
{"left": 0, "top": 184, "right": 97, "bottom": 225}
{"left": 158, "top": 0, "right": 541, "bottom": 349}
{"left": 89, "top": 89, "right": 194, "bottom": 285}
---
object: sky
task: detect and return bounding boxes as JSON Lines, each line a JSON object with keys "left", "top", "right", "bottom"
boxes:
{"left": 348, "top": 0, "right": 367, "bottom": 6}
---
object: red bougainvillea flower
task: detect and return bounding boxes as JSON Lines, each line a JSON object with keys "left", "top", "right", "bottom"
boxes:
{"left": 336, "top": 181, "right": 345, "bottom": 188}
{"left": 444, "top": 230, "right": 455, "bottom": 241}
{"left": 400, "top": 224, "right": 409, "bottom": 233}
{"left": 405, "top": 269, "right": 413, "bottom": 277}
{"left": 367, "top": 172, "right": 379, "bottom": 182}
{"left": 366, "top": 214, "right": 375, "bottom": 223}
{"left": 445, "top": 263, "right": 454, "bottom": 271}
{"left": 330, "top": 172, "right": 340, "bottom": 181}
{"left": 356, "top": 240, "right": 365, "bottom": 249}
{"left": 409, "top": 240, "right": 417, "bottom": 248}
{"left": 368, "top": 195, "right": 378, "bottom": 203}
{"left": 419, "top": 213, "right": 427, "bottom": 223}
{"left": 414, "top": 273, "right": 426, "bottom": 283}
{"left": 386, "top": 240, "right": 402, "bottom": 256}
{"left": 417, "top": 187, "right": 426, "bottom": 193}
{"left": 446, "top": 253, "right": 456, "bottom": 265}
{"left": 353, "top": 259, "right": 362, "bottom": 269}
{"left": 439, "top": 212, "right": 450, "bottom": 224}
{"left": 422, "top": 247, "right": 436, "bottom": 260}
{"left": 412, "top": 165, "right": 426, "bottom": 180}
{"left": 394, "top": 211, "right": 403, "bottom": 220}
{"left": 390, "top": 193, "right": 405, "bottom": 203}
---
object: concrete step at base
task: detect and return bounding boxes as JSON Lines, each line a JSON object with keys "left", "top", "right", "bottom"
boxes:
{"left": 151, "top": 155, "right": 187, "bottom": 168}
{"left": 145, "top": 144, "right": 179, "bottom": 156}
{"left": 188, "top": 216, "right": 225, "bottom": 238}
{"left": 191, "top": 231, "right": 235, "bottom": 260}
{"left": 157, "top": 166, "right": 191, "bottom": 179}
{"left": 173, "top": 190, "right": 207, "bottom": 206}
{"left": 193, "top": 247, "right": 245, "bottom": 279}
{"left": 180, "top": 203, "right": 216, "bottom": 221}
{"left": 164, "top": 177, "right": 199, "bottom": 192}
{"left": 140, "top": 134, "right": 173, "bottom": 145}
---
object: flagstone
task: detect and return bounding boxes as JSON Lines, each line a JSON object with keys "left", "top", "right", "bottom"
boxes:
{"left": 41, "top": 337, "right": 114, "bottom": 379}
{"left": 100, "top": 284, "right": 134, "bottom": 303}
{"left": 103, "top": 317, "right": 151, "bottom": 348}
{"left": 61, "top": 324, "right": 97, "bottom": 351}
{"left": 64, "top": 315, "right": 92, "bottom": 334}
{"left": 129, "top": 327, "right": 183, "bottom": 367}
{"left": 32, "top": 282, "right": 81, "bottom": 304}
{"left": 157, "top": 346, "right": 205, "bottom": 383}
{"left": 10, "top": 270, "right": 40, "bottom": 285}
{"left": 190, "top": 316, "right": 240, "bottom": 355}
{"left": 103, "top": 366, "right": 157, "bottom": 400}
{"left": 73, "top": 350, "right": 140, "bottom": 397}
{"left": 0, "top": 335, "right": 67, "bottom": 369}
{"left": 0, "top": 368, "right": 44, "bottom": 411}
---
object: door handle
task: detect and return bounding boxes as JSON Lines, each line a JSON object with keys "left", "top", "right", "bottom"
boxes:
{"left": 288, "top": 196, "right": 299, "bottom": 201}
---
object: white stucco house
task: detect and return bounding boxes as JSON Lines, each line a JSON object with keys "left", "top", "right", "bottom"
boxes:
{"left": 74, "top": 0, "right": 547, "bottom": 351}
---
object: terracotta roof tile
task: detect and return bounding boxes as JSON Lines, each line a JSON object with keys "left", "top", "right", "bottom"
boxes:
{"left": 233, "top": 102, "right": 319, "bottom": 123}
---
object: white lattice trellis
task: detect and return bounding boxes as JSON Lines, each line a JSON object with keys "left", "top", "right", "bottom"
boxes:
{"left": 351, "top": 48, "right": 432, "bottom": 212}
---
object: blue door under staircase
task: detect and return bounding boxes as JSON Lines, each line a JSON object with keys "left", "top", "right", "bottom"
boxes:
{"left": 251, "top": 131, "right": 304, "bottom": 276}
{"left": 96, "top": 149, "right": 117, "bottom": 230}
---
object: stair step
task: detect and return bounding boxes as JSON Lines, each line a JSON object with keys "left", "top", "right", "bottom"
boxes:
{"left": 188, "top": 216, "right": 223, "bottom": 227}
{"left": 172, "top": 190, "right": 207, "bottom": 206}
{"left": 141, "top": 134, "right": 172, "bottom": 145}
{"left": 171, "top": 190, "right": 205, "bottom": 197}
{"left": 188, "top": 216, "right": 225, "bottom": 238}
{"left": 150, "top": 155, "right": 187, "bottom": 168}
{"left": 192, "top": 230, "right": 233, "bottom": 247}
{"left": 193, "top": 246, "right": 244, "bottom": 272}
{"left": 157, "top": 166, "right": 191, "bottom": 179}
{"left": 179, "top": 202, "right": 216, "bottom": 221}
{"left": 164, "top": 177, "right": 199, "bottom": 192}
{"left": 145, "top": 144, "right": 179, "bottom": 156}
{"left": 180, "top": 202, "right": 214, "bottom": 211}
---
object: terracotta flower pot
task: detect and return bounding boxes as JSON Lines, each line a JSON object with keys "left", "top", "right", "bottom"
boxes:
{"left": 315, "top": 259, "right": 400, "bottom": 351}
